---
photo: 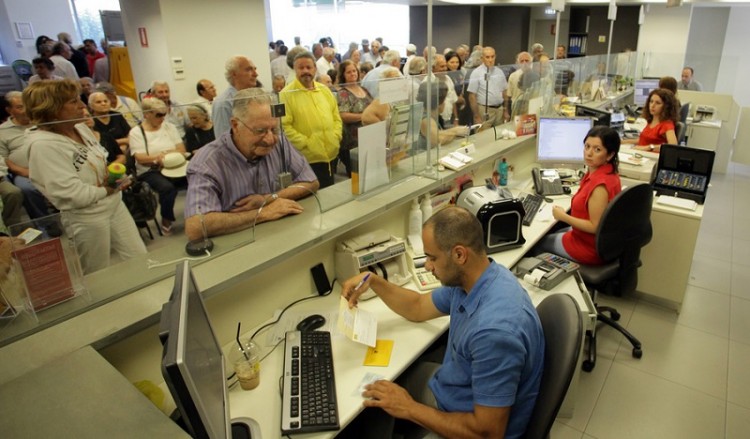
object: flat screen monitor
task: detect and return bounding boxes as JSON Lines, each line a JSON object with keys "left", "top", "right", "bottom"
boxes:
{"left": 575, "top": 104, "right": 611, "bottom": 127}
{"left": 160, "top": 261, "right": 230, "bottom": 439}
{"left": 536, "top": 117, "right": 593, "bottom": 168}
{"left": 634, "top": 78, "right": 659, "bottom": 107}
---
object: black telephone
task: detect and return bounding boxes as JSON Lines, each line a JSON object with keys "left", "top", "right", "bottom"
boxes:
{"left": 532, "top": 168, "right": 565, "bottom": 196}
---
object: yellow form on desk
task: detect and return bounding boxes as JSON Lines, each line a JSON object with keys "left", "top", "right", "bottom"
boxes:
{"left": 363, "top": 340, "right": 394, "bottom": 366}
{"left": 337, "top": 296, "right": 378, "bottom": 347}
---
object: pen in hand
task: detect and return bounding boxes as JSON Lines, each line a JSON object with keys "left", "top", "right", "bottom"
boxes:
{"left": 354, "top": 273, "right": 371, "bottom": 292}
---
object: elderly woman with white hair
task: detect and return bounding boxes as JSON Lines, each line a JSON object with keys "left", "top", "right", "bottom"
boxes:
{"left": 128, "top": 97, "right": 187, "bottom": 235}
{"left": 88, "top": 91, "right": 131, "bottom": 150}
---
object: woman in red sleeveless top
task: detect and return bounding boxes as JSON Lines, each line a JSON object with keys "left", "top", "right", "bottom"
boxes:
{"left": 535, "top": 126, "right": 622, "bottom": 265}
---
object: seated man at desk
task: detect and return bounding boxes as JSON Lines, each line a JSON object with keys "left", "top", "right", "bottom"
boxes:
{"left": 535, "top": 126, "right": 621, "bottom": 264}
{"left": 623, "top": 88, "right": 678, "bottom": 153}
{"left": 184, "top": 88, "right": 319, "bottom": 241}
{"left": 343, "top": 206, "right": 544, "bottom": 439}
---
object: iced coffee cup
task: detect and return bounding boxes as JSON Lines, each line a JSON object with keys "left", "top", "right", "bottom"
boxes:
{"left": 230, "top": 340, "right": 261, "bottom": 390}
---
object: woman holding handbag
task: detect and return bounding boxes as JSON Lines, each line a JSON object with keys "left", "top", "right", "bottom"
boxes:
{"left": 128, "top": 97, "right": 187, "bottom": 235}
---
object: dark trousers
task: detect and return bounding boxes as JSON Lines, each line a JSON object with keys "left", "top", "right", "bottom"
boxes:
{"left": 309, "top": 159, "right": 338, "bottom": 189}
{"left": 139, "top": 171, "right": 178, "bottom": 222}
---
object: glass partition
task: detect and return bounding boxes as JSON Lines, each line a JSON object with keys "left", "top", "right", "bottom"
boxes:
{"left": 2, "top": 50, "right": 736, "bottom": 347}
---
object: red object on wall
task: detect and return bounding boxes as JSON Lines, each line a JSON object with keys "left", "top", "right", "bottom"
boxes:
{"left": 138, "top": 27, "right": 148, "bottom": 47}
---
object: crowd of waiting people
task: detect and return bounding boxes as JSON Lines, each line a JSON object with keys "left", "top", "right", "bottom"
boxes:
{"left": 0, "top": 33, "right": 697, "bottom": 274}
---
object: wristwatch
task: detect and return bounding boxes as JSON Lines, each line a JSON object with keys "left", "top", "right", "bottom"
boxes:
{"left": 270, "top": 193, "right": 278, "bottom": 201}
{"left": 649, "top": 145, "right": 655, "bottom": 151}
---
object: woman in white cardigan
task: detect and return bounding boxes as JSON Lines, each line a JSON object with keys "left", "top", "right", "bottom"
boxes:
{"left": 24, "top": 79, "right": 145, "bottom": 274}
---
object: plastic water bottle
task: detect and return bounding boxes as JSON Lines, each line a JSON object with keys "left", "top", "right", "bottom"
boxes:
{"left": 420, "top": 194, "right": 433, "bottom": 223}
{"left": 409, "top": 199, "right": 422, "bottom": 235}
{"left": 498, "top": 158, "right": 509, "bottom": 186}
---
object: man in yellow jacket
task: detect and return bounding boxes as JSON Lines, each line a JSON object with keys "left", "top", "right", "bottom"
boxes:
{"left": 280, "top": 52, "right": 342, "bottom": 188}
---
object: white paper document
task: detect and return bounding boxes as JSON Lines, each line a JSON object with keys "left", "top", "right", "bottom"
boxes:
{"left": 337, "top": 296, "right": 377, "bottom": 347}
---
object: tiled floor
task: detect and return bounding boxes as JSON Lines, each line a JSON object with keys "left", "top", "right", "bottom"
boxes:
{"left": 551, "top": 162, "right": 750, "bottom": 438}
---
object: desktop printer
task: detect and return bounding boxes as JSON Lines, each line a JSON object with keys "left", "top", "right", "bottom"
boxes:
{"left": 335, "top": 230, "right": 411, "bottom": 298}
{"left": 456, "top": 186, "right": 525, "bottom": 252}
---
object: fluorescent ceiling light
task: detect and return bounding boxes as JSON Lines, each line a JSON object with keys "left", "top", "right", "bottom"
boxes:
{"left": 440, "top": 0, "right": 495, "bottom": 4}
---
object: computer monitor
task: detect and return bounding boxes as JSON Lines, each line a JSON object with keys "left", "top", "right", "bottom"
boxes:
{"left": 634, "top": 78, "right": 659, "bottom": 107}
{"left": 536, "top": 117, "right": 592, "bottom": 169}
{"left": 575, "top": 104, "right": 611, "bottom": 128}
{"left": 160, "top": 261, "right": 258, "bottom": 439}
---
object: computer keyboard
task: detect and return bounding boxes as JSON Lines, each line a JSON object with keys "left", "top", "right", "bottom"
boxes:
{"left": 281, "top": 330, "right": 339, "bottom": 435}
{"left": 521, "top": 193, "right": 544, "bottom": 226}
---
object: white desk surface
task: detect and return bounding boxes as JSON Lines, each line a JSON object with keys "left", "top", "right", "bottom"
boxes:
{"left": 0, "top": 346, "right": 188, "bottom": 438}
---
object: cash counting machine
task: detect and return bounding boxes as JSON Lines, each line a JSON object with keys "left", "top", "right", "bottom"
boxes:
{"left": 335, "top": 230, "right": 411, "bottom": 298}
{"left": 456, "top": 186, "right": 525, "bottom": 252}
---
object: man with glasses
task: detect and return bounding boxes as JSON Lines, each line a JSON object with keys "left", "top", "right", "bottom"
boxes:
{"left": 184, "top": 88, "right": 318, "bottom": 241}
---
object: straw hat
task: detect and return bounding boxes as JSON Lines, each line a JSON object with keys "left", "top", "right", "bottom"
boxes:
{"left": 161, "top": 152, "right": 188, "bottom": 178}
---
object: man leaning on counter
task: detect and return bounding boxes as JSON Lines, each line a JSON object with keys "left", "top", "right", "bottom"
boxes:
{"left": 184, "top": 88, "right": 319, "bottom": 241}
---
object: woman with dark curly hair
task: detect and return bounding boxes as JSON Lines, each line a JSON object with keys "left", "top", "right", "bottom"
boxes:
{"left": 625, "top": 88, "right": 678, "bottom": 153}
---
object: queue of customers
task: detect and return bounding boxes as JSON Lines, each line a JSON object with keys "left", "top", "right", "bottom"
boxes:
{"left": 0, "top": 36, "right": 695, "bottom": 276}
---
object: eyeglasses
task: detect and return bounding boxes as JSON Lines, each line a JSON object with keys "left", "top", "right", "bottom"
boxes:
{"left": 236, "top": 118, "right": 280, "bottom": 136}
{"left": 154, "top": 112, "right": 167, "bottom": 118}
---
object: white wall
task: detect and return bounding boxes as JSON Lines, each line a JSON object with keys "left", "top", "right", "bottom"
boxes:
{"left": 636, "top": 4, "right": 692, "bottom": 78}
{"left": 119, "top": 0, "right": 271, "bottom": 105}
{"left": 685, "top": 6, "right": 729, "bottom": 92}
{"left": 717, "top": 6, "right": 750, "bottom": 107}
{"left": 0, "top": 0, "right": 78, "bottom": 62}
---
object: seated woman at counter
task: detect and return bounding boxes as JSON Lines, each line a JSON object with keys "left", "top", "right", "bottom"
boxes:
{"left": 361, "top": 67, "right": 402, "bottom": 126}
{"left": 534, "top": 126, "right": 621, "bottom": 265}
{"left": 128, "top": 97, "right": 187, "bottom": 235}
{"left": 623, "top": 88, "right": 678, "bottom": 153}
{"left": 23, "top": 79, "right": 146, "bottom": 274}
{"left": 415, "top": 81, "right": 468, "bottom": 150}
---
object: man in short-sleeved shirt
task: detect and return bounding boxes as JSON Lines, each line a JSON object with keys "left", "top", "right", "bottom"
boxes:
{"left": 185, "top": 88, "right": 318, "bottom": 241}
{"left": 342, "top": 206, "right": 544, "bottom": 439}
{"left": 467, "top": 46, "right": 510, "bottom": 127}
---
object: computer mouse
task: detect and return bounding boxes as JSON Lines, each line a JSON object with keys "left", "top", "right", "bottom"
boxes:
{"left": 296, "top": 314, "right": 326, "bottom": 332}
{"left": 562, "top": 186, "right": 572, "bottom": 195}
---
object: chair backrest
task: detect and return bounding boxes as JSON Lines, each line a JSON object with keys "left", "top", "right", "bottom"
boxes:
{"left": 676, "top": 121, "right": 687, "bottom": 144}
{"left": 595, "top": 183, "right": 653, "bottom": 293}
{"left": 524, "top": 293, "right": 583, "bottom": 439}
{"left": 680, "top": 102, "right": 690, "bottom": 125}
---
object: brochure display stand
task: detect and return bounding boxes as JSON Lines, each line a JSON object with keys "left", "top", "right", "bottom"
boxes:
{"left": 4, "top": 213, "right": 88, "bottom": 322}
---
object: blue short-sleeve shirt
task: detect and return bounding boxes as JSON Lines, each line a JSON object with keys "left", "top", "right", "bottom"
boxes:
{"left": 430, "top": 261, "right": 544, "bottom": 439}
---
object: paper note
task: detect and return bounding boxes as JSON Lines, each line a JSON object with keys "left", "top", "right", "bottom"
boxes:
{"left": 337, "top": 296, "right": 377, "bottom": 347}
{"left": 363, "top": 339, "right": 394, "bottom": 366}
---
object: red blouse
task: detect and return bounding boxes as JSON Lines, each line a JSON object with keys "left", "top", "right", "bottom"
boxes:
{"left": 562, "top": 163, "right": 621, "bottom": 265}
{"left": 638, "top": 120, "right": 675, "bottom": 147}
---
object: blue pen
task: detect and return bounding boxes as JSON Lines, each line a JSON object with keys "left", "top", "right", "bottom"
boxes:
{"left": 354, "top": 273, "right": 371, "bottom": 291}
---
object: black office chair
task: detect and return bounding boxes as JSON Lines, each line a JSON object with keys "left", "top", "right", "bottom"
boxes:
{"left": 680, "top": 102, "right": 690, "bottom": 125}
{"left": 675, "top": 121, "right": 687, "bottom": 144}
{"left": 576, "top": 184, "right": 652, "bottom": 372}
{"left": 524, "top": 293, "right": 583, "bottom": 439}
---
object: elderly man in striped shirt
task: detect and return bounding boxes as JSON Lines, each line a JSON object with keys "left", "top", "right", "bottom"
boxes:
{"left": 184, "top": 88, "right": 319, "bottom": 241}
